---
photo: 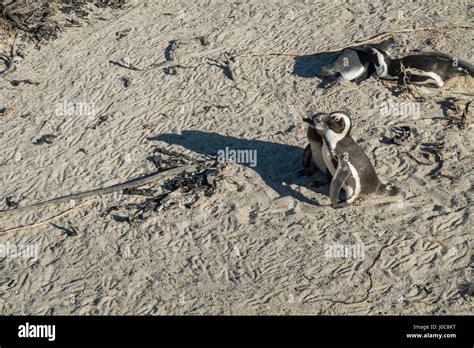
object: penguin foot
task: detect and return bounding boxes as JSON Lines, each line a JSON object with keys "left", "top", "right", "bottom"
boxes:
{"left": 318, "top": 81, "right": 334, "bottom": 89}
{"left": 318, "top": 75, "right": 342, "bottom": 89}
{"left": 332, "top": 201, "right": 349, "bottom": 209}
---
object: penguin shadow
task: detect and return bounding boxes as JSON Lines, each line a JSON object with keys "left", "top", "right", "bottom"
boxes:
{"left": 292, "top": 52, "right": 336, "bottom": 79}
{"left": 149, "top": 130, "right": 326, "bottom": 206}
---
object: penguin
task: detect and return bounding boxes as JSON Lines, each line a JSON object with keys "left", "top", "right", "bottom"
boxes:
{"left": 322, "top": 112, "right": 399, "bottom": 205}
{"left": 302, "top": 144, "right": 315, "bottom": 174}
{"left": 319, "top": 37, "right": 396, "bottom": 88}
{"left": 302, "top": 113, "right": 331, "bottom": 178}
{"left": 365, "top": 47, "right": 474, "bottom": 87}
{"left": 410, "top": 50, "right": 474, "bottom": 73}
{"left": 329, "top": 152, "right": 352, "bottom": 206}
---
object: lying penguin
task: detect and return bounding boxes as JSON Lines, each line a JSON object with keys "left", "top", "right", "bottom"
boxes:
{"left": 305, "top": 112, "right": 399, "bottom": 207}
{"left": 318, "top": 38, "right": 396, "bottom": 88}
{"left": 365, "top": 47, "right": 474, "bottom": 87}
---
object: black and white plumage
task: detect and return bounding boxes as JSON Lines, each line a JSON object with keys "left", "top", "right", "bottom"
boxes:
{"left": 318, "top": 38, "right": 396, "bottom": 88}
{"left": 365, "top": 47, "right": 474, "bottom": 87}
{"left": 322, "top": 112, "right": 399, "bottom": 206}
{"left": 329, "top": 152, "right": 351, "bottom": 206}
{"left": 302, "top": 113, "right": 331, "bottom": 179}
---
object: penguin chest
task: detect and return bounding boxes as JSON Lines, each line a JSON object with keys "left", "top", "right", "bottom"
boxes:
{"left": 345, "top": 162, "right": 361, "bottom": 203}
{"left": 322, "top": 142, "right": 356, "bottom": 199}
{"left": 308, "top": 138, "right": 327, "bottom": 174}
{"left": 322, "top": 142, "right": 336, "bottom": 176}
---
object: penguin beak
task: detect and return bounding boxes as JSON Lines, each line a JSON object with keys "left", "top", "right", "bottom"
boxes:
{"left": 304, "top": 114, "right": 328, "bottom": 134}
{"left": 303, "top": 113, "right": 329, "bottom": 124}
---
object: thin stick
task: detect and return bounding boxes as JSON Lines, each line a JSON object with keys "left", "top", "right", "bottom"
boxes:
{"left": 0, "top": 164, "right": 199, "bottom": 218}
{"left": 241, "top": 25, "right": 474, "bottom": 57}
{"left": 0, "top": 201, "right": 90, "bottom": 236}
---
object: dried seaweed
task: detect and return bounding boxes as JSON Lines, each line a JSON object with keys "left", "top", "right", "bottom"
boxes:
{"left": 32, "top": 134, "right": 56, "bottom": 145}
{"left": 165, "top": 39, "right": 179, "bottom": 61}
{"left": 164, "top": 36, "right": 209, "bottom": 61}
{"left": 87, "top": 115, "right": 108, "bottom": 129}
{"left": 438, "top": 98, "right": 471, "bottom": 130}
{"left": 10, "top": 79, "right": 39, "bottom": 86}
{"left": 106, "top": 149, "right": 222, "bottom": 223}
{"left": 276, "top": 124, "right": 296, "bottom": 135}
{"left": 0, "top": 106, "right": 13, "bottom": 116}
{"left": 115, "top": 28, "right": 130, "bottom": 40}
{"left": 390, "top": 126, "right": 411, "bottom": 145}
{"left": 0, "top": 0, "right": 127, "bottom": 44}
{"left": 120, "top": 76, "right": 129, "bottom": 87}
{"left": 5, "top": 196, "right": 18, "bottom": 208}
{"left": 109, "top": 59, "right": 141, "bottom": 71}
{"left": 421, "top": 141, "right": 446, "bottom": 179}
{"left": 146, "top": 146, "right": 195, "bottom": 171}
{"left": 50, "top": 222, "right": 78, "bottom": 237}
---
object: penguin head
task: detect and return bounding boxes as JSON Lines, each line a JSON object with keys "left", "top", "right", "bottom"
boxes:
{"left": 327, "top": 112, "right": 352, "bottom": 136}
{"left": 371, "top": 37, "right": 396, "bottom": 55}
{"left": 303, "top": 112, "right": 329, "bottom": 130}
{"left": 364, "top": 47, "right": 391, "bottom": 76}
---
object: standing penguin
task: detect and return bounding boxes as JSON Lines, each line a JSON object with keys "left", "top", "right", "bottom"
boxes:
{"left": 322, "top": 112, "right": 399, "bottom": 205}
{"left": 365, "top": 47, "right": 474, "bottom": 87}
{"left": 302, "top": 113, "right": 331, "bottom": 179}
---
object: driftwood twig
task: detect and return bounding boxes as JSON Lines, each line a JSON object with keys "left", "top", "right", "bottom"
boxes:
{"left": 0, "top": 164, "right": 199, "bottom": 218}
{"left": 0, "top": 200, "right": 90, "bottom": 236}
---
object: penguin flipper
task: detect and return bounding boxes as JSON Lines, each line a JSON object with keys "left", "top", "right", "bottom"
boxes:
{"left": 409, "top": 51, "right": 474, "bottom": 74}
{"left": 400, "top": 72, "right": 442, "bottom": 87}
{"left": 353, "top": 69, "right": 370, "bottom": 83}
{"left": 302, "top": 144, "right": 317, "bottom": 176}
{"left": 329, "top": 166, "right": 351, "bottom": 206}
{"left": 318, "top": 74, "right": 343, "bottom": 88}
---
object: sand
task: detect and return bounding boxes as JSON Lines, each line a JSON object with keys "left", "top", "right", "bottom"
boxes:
{"left": 0, "top": 0, "right": 472, "bottom": 315}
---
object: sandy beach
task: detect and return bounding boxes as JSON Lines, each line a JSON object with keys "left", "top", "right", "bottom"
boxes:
{"left": 0, "top": 0, "right": 472, "bottom": 315}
